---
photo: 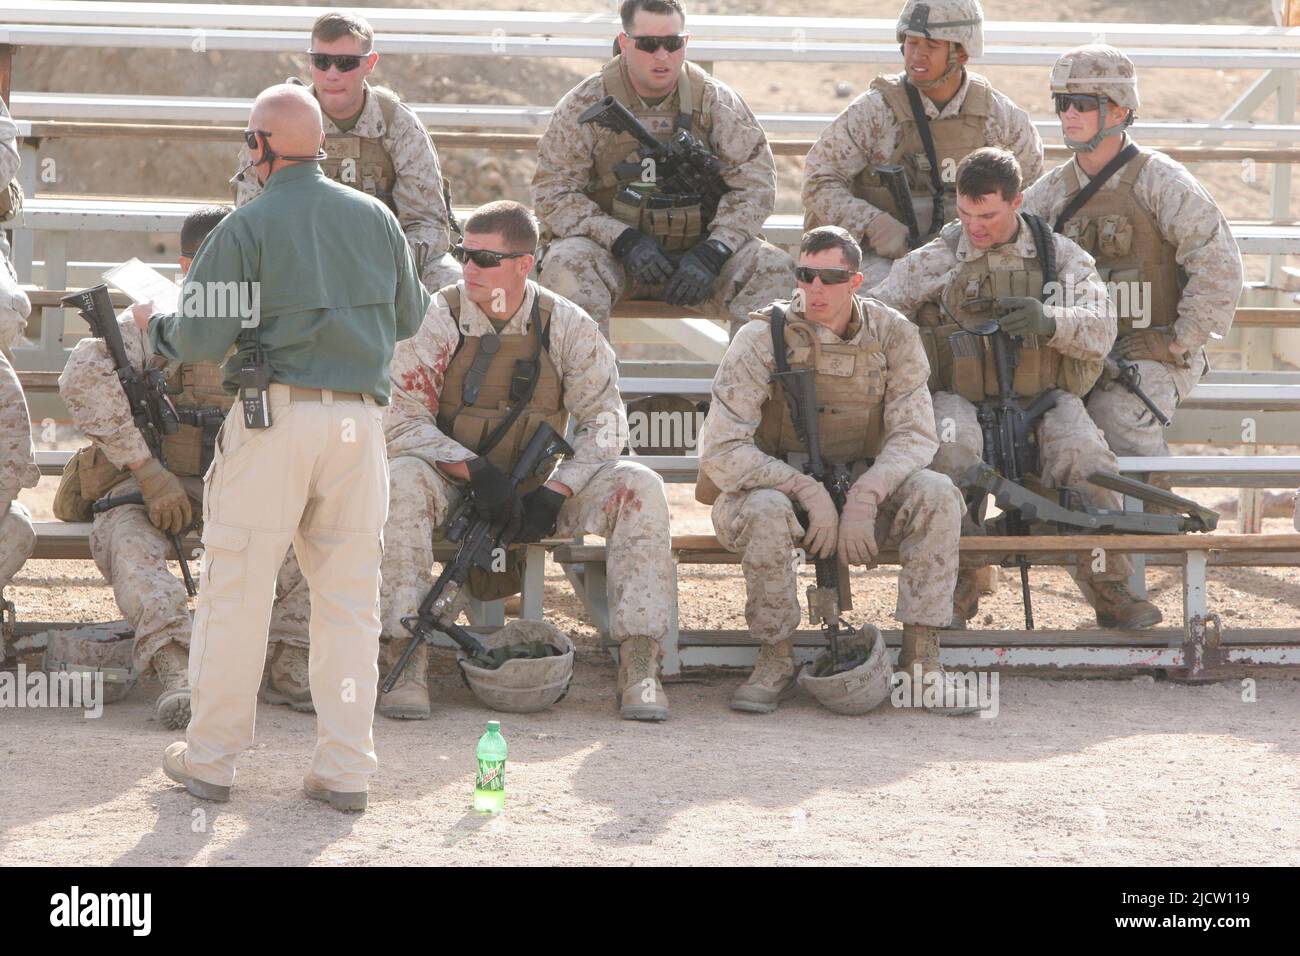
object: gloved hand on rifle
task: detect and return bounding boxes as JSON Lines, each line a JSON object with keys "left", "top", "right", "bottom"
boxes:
{"left": 612, "top": 228, "right": 675, "bottom": 286}
{"left": 1116, "top": 327, "right": 1188, "bottom": 366}
{"left": 837, "top": 481, "right": 878, "bottom": 566}
{"left": 133, "top": 459, "right": 192, "bottom": 535}
{"left": 779, "top": 473, "right": 838, "bottom": 559}
{"left": 466, "top": 456, "right": 523, "bottom": 533}
{"left": 515, "top": 485, "right": 568, "bottom": 543}
{"left": 864, "top": 213, "right": 911, "bottom": 260}
{"left": 994, "top": 296, "right": 1057, "bottom": 339}
{"left": 664, "top": 239, "right": 732, "bottom": 307}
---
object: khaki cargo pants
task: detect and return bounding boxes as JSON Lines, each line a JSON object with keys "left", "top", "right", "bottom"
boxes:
{"left": 184, "top": 384, "right": 389, "bottom": 793}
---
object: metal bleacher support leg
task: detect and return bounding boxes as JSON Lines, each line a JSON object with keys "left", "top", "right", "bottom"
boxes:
{"left": 1181, "top": 549, "right": 1209, "bottom": 644}
{"left": 661, "top": 560, "right": 681, "bottom": 678}
{"left": 1124, "top": 493, "right": 1148, "bottom": 599}
{"left": 520, "top": 544, "right": 544, "bottom": 621}
{"left": 467, "top": 597, "right": 505, "bottom": 628}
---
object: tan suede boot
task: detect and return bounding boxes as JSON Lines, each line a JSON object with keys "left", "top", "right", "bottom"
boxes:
{"left": 945, "top": 569, "right": 984, "bottom": 629}
{"left": 895, "top": 624, "right": 979, "bottom": 716}
{"left": 152, "top": 643, "right": 191, "bottom": 731}
{"left": 731, "top": 639, "right": 797, "bottom": 714}
{"left": 1079, "top": 578, "right": 1163, "bottom": 629}
{"left": 260, "top": 644, "right": 314, "bottom": 713}
{"left": 618, "top": 636, "right": 669, "bottom": 721}
{"left": 379, "top": 639, "right": 431, "bottom": 720}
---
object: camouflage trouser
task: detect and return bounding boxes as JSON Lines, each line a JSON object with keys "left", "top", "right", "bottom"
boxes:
{"left": 930, "top": 389, "right": 1134, "bottom": 583}
{"left": 538, "top": 235, "right": 796, "bottom": 338}
{"left": 419, "top": 252, "right": 463, "bottom": 297}
{"left": 711, "top": 469, "right": 964, "bottom": 638}
{"left": 0, "top": 500, "right": 35, "bottom": 592}
{"left": 379, "top": 455, "right": 674, "bottom": 645}
{"left": 1087, "top": 351, "right": 1206, "bottom": 457}
{"left": 89, "top": 475, "right": 307, "bottom": 673}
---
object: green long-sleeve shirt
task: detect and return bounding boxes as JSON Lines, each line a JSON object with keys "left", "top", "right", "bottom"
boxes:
{"left": 149, "top": 162, "right": 430, "bottom": 403}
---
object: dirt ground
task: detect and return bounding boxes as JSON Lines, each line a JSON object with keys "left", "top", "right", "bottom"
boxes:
{"left": 4, "top": 0, "right": 1299, "bottom": 865}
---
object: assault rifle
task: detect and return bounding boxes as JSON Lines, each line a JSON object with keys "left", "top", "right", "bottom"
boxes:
{"left": 578, "top": 95, "right": 731, "bottom": 224}
{"left": 951, "top": 301, "right": 1216, "bottom": 629}
{"left": 770, "top": 309, "right": 857, "bottom": 674}
{"left": 1109, "top": 353, "right": 1171, "bottom": 427}
{"left": 875, "top": 164, "right": 924, "bottom": 250}
{"left": 382, "top": 421, "right": 574, "bottom": 692}
{"left": 62, "top": 284, "right": 198, "bottom": 596}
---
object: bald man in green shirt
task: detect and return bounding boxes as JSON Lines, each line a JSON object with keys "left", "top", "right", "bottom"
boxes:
{"left": 139, "top": 84, "right": 430, "bottom": 812}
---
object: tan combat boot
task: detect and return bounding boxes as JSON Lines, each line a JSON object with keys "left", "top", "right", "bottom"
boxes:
{"left": 260, "top": 644, "right": 314, "bottom": 713}
{"left": 731, "top": 639, "right": 797, "bottom": 714}
{"left": 152, "top": 643, "right": 191, "bottom": 731}
{"left": 617, "top": 636, "right": 669, "bottom": 721}
{"left": 379, "top": 639, "right": 431, "bottom": 720}
{"left": 945, "top": 568, "right": 983, "bottom": 629}
{"left": 1081, "top": 578, "right": 1163, "bottom": 630}
{"left": 895, "top": 624, "right": 979, "bottom": 716}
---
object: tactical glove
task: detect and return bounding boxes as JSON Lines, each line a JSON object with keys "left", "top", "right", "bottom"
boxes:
{"left": 612, "top": 228, "right": 675, "bottom": 286}
{"left": 466, "top": 456, "right": 523, "bottom": 532}
{"left": 515, "top": 485, "right": 567, "bottom": 543}
{"left": 837, "top": 481, "right": 878, "bottom": 566}
{"left": 135, "top": 459, "right": 192, "bottom": 535}
{"left": 864, "top": 213, "right": 911, "bottom": 260}
{"left": 995, "top": 296, "right": 1057, "bottom": 338}
{"left": 779, "top": 473, "right": 838, "bottom": 560}
{"left": 663, "top": 240, "right": 732, "bottom": 307}
{"left": 1116, "top": 327, "right": 1186, "bottom": 366}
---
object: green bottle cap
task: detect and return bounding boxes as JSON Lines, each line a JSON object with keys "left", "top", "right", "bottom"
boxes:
{"left": 487, "top": 720, "right": 500, "bottom": 734}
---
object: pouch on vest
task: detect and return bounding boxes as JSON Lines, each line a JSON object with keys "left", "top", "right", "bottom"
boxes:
{"left": 0, "top": 179, "right": 22, "bottom": 223}
{"left": 53, "top": 445, "right": 129, "bottom": 522}
{"left": 1060, "top": 216, "right": 1096, "bottom": 255}
{"left": 467, "top": 548, "right": 526, "bottom": 602}
{"left": 948, "top": 329, "right": 985, "bottom": 403}
{"left": 1096, "top": 215, "right": 1134, "bottom": 259}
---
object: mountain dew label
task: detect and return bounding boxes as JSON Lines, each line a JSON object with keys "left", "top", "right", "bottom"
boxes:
{"left": 476, "top": 758, "right": 505, "bottom": 792}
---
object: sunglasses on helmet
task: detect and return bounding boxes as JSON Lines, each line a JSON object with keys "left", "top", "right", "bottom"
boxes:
{"left": 1053, "top": 93, "right": 1101, "bottom": 114}
{"left": 308, "top": 52, "right": 369, "bottom": 73}
{"left": 795, "top": 266, "right": 855, "bottom": 285}
{"left": 451, "top": 245, "right": 531, "bottom": 268}
{"left": 627, "top": 34, "right": 688, "bottom": 54}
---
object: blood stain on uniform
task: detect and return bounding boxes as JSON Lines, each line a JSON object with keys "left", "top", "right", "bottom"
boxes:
{"left": 603, "top": 483, "right": 642, "bottom": 519}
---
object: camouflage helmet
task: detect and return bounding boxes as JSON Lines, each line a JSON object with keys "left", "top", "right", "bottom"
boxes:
{"left": 458, "top": 619, "right": 575, "bottom": 714}
{"left": 1050, "top": 45, "right": 1138, "bottom": 151}
{"left": 896, "top": 0, "right": 985, "bottom": 59}
{"left": 797, "top": 624, "right": 894, "bottom": 716}
{"left": 1051, "top": 44, "right": 1140, "bottom": 110}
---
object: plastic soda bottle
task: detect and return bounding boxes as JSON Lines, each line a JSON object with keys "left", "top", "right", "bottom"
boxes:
{"left": 473, "top": 720, "right": 507, "bottom": 813}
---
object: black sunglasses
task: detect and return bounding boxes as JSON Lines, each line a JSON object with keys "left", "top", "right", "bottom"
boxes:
{"left": 1054, "top": 93, "right": 1101, "bottom": 114}
{"left": 451, "top": 245, "right": 531, "bottom": 268}
{"left": 627, "top": 34, "right": 688, "bottom": 54}
{"left": 243, "top": 128, "right": 271, "bottom": 150}
{"left": 308, "top": 52, "right": 368, "bottom": 72}
{"left": 796, "top": 266, "right": 855, "bottom": 285}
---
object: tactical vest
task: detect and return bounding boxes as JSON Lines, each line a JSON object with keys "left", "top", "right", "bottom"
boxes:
{"left": 916, "top": 221, "right": 1100, "bottom": 402}
{"left": 318, "top": 84, "right": 399, "bottom": 213}
{"left": 587, "top": 57, "right": 712, "bottom": 253}
{"left": 813, "top": 73, "right": 992, "bottom": 238}
{"left": 1057, "top": 150, "right": 1183, "bottom": 335}
{"left": 757, "top": 305, "right": 887, "bottom": 465}
{"left": 161, "top": 360, "right": 234, "bottom": 478}
{"left": 435, "top": 285, "right": 568, "bottom": 494}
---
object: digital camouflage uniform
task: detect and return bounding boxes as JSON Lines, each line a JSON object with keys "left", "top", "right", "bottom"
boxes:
{"left": 58, "top": 315, "right": 308, "bottom": 681}
{"left": 1, "top": 96, "right": 20, "bottom": 262}
{"left": 1023, "top": 135, "right": 1242, "bottom": 455}
{"left": 365, "top": 279, "right": 673, "bottom": 716}
{"left": 532, "top": 57, "right": 795, "bottom": 337}
{"left": 870, "top": 219, "right": 1158, "bottom": 612}
{"left": 0, "top": 303, "right": 38, "bottom": 604}
{"left": 803, "top": 69, "right": 1043, "bottom": 286}
{"left": 697, "top": 296, "right": 964, "bottom": 645}
{"left": 234, "top": 82, "right": 461, "bottom": 293}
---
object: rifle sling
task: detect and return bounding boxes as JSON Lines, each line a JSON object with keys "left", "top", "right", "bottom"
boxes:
{"left": 1052, "top": 142, "right": 1141, "bottom": 233}
{"left": 902, "top": 79, "right": 946, "bottom": 237}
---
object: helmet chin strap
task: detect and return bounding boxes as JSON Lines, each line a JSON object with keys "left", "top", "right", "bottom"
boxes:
{"left": 908, "top": 44, "right": 962, "bottom": 92}
{"left": 1063, "top": 95, "right": 1136, "bottom": 153}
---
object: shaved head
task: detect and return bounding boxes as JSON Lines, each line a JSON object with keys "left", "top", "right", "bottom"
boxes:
{"left": 249, "top": 84, "right": 325, "bottom": 159}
